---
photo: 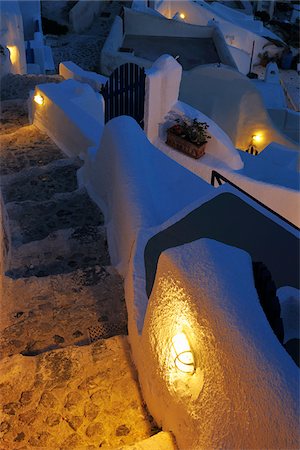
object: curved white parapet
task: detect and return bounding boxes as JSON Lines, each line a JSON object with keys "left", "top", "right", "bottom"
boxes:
{"left": 179, "top": 65, "right": 300, "bottom": 150}
{"left": 128, "top": 238, "right": 299, "bottom": 449}
{"left": 155, "top": 0, "right": 284, "bottom": 66}
{"left": 30, "top": 79, "right": 104, "bottom": 158}
{"left": 0, "top": 1, "right": 26, "bottom": 75}
{"left": 80, "top": 115, "right": 213, "bottom": 277}
{"left": 164, "top": 100, "right": 244, "bottom": 171}
{"left": 59, "top": 61, "right": 108, "bottom": 92}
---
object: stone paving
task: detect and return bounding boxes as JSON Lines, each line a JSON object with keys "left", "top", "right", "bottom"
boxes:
{"left": 42, "top": 1, "right": 130, "bottom": 73}
{"left": 0, "top": 81, "right": 160, "bottom": 448}
{"left": 0, "top": 337, "right": 154, "bottom": 449}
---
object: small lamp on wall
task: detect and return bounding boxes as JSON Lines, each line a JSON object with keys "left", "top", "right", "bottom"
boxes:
{"left": 172, "top": 12, "right": 186, "bottom": 21}
{"left": 247, "top": 134, "right": 262, "bottom": 155}
{"left": 171, "top": 332, "right": 195, "bottom": 374}
{"left": 34, "top": 94, "right": 44, "bottom": 105}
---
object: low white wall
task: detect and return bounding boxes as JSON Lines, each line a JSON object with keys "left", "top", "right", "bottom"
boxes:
{"left": 69, "top": 0, "right": 102, "bottom": 33}
{"left": 27, "top": 33, "right": 54, "bottom": 74}
{"left": 30, "top": 79, "right": 104, "bottom": 158}
{"left": 59, "top": 61, "right": 108, "bottom": 91}
{"left": 0, "top": 1, "right": 26, "bottom": 74}
{"left": 125, "top": 7, "right": 213, "bottom": 38}
{"left": 211, "top": 24, "right": 237, "bottom": 69}
{"left": 228, "top": 45, "right": 251, "bottom": 74}
{"left": 155, "top": 0, "right": 283, "bottom": 65}
{"left": 144, "top": 55, "right": 182, "bottom": 143}
{"left": 268, "top": 109, "right": 300, "bottom": 144}
{"left": 225, "top": 169, "right": 300, "bottom": 228}
{"left": 165, "top": 100, "right": 244, "bottom": 170}
{"left": 126, "top": 235, "right": 299, "bottom": 449}
{"left": 19, "top": 0, "right": 41, "bottom": 40}
{"left": 101, "top": 15, "right": 157, "bottom": 76}
{"left": 80, "top": 116, "right": 213, "bottom": 277}
{"left": 179, "top": 65, "right": 299, "bottom": 151}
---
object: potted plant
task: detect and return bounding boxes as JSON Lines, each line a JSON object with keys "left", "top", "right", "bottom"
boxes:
{"left": 166, "top": 116, "right": 211, "bottom": 159}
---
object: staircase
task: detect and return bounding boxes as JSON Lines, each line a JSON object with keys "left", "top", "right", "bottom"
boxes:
{"left": 0, "top": 78, "right": 176, "bottom": 449}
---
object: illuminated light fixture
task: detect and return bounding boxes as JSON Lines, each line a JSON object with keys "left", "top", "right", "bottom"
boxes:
{"left": 171, "top": 332, "right": 195, "bottom": 374}
{"left": 7, "top": 46, "right": 18, "bottom": 65}
{"left": 34, "top": 94, "right": 44, "bottom": 105}
{"left": 179, "top": 13, "right": 185, "bottom": 19}
{"left": 246, "top": 133, "right": 263, "bottom": 155}
{"left": 252, "top": 134, "right": 262, "bottom": 143}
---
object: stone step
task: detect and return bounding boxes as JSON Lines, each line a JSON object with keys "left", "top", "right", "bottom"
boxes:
{"left": 1, "top": 157, "right": 82, "bottom": 204}
{"left": 0, "top": 73, "right": 63, "bottom": 101}
{"left": 0, "top": 99, "right": 29, "bottom": 135}
{"left": 6, "top": 224, "right": 109, "bottom": 279}
{"left": 116, "top": 431, "right": 178, "bottom": 450}
{"left": 1, "top": 265, "right": 126, "bottom": 358}
{"left": 0, "top": 124, "right": 65, "bottom": 176}
{"left": 0, "top": 336, "right": 155, "bottom": 449}
{"left": 6, "top": 188, "right": 104, "bottom": 247}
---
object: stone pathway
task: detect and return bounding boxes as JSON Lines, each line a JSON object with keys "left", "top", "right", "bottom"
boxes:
{"left": 42, "top": 1, "right": 131, "bottom": 73}
{"left": 0, "top": 79, "right": 175, "bottom": 449}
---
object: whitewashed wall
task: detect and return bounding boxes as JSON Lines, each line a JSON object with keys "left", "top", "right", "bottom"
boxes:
{"left": 30, "top": 80, "right": 104, "bottom": 158}
{"left": 0, "top": 1, "right": 26, "bottom": 74}
{"left": 155, "top": 0, "right": 283, "bottom": 66}
{"left": 59, "top": 61, "right": 108, "bottom": 91}
{"left": 144, "top": 55, "right": 182, "bottom": 143}
{"left": 19, "top": 0, "right": 41, "bottom": 40}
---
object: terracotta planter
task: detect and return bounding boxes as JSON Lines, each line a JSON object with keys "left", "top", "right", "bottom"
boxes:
{"left": 166, "top": 127, "right": 206, "bottom": 159}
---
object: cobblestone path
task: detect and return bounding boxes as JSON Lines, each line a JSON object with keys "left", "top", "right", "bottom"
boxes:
{"left": 0, "top": 79, "right": 162, "bottom": 449}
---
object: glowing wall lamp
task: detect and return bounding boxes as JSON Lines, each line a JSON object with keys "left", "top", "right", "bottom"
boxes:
{"left": 252, "top": 134, "right": 262, "bottom": 144}
{"left": 7, "top": 46, "right": 18, "bottom": 65}
{"left": 172, "top": 12, "right": 186, "bottom": 21}
{"left": 247, "top": 133, "right": 263, "bottom": 155}
{"left": 34, "top": 94, "right": 44, "bottom": 105}
{"left": 171, "top": 332, "right": 195, "bottom": 374}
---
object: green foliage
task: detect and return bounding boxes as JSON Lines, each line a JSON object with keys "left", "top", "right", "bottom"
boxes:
{"left": 172, "top": 116, "right": 211, "bottom": 145}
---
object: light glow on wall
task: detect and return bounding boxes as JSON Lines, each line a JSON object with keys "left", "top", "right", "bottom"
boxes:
{"left": 7, "top": 46, "right": 18, "bottom": 66}
{"left": 171, "top": 332, "right": 195, "bottom": 374}
{"left": 34, "top": 94, "right": 44, "bottom": 105}
{"left": 180, "top": 13, "right": 186, "bottom": 19}
{"left": 252, "top": 134, "right": 263, "bottom": 143}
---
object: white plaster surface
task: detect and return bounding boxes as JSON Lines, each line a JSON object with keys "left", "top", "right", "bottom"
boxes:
{"left": 179, "top": 65, "right": 300, "bottom": 150}
{"left": 80, "top": 115, "right": 213, "bottom": 277}
{"left": 0, "top": 1, "right": 26, "bottom": 75}
{"left": 155, "top": 0, "right": 284, "bottom": 65}
{"left": 59, "top": 61, "right": 108, "bottom": 91}
{"left": 144, "top": 55, "right": 182, "bottom": 143}
{"left": 161, "top": 100, "right": 244, "bottom": 170}
{"left": 30, "top": 79, "right": 104, "bottom": 158}
{"left": 19, "top": 0, "right": 41, "bottom": 41}
{"left": 101, "top": 7, "right": 235, "bottom": 76}
{"left": 156, "top": 114, "right": 299, "bottom": 227}
{"left": 130, "top": 238, "right": 299, "bottom": 449}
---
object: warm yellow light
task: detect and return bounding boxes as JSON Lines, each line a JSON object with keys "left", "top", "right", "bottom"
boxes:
{"left": 34, "top": 94, "right": 44, "bottom": 105}
{"left": 180, "top": 13, "right": 185, "bottom": 19}
{"left": 7, "top": 46, "right": 18, "bottom": 65}
{"left": 171, "top": 332, "right": 194, "bottom": 374}
{"left": 252, "top": 134, "right": 263, "bottom": 143}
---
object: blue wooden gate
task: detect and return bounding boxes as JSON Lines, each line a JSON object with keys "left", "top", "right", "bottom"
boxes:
{"left": 101, "top": 63, "right": 146, "bottom": 128}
